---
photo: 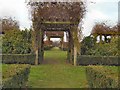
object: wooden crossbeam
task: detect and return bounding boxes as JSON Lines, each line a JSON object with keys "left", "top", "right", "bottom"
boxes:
{"left": 42, "top": 21, "right": 79, "bottom": 24}
{"left": 47, "top": 36, "right": 63, "bottom": 38}
{"left": 44, "top": 28, "right": 69, "bottom": 31}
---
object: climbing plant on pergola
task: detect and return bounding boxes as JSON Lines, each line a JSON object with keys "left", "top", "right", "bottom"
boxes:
{"left": 28, "top": 0, "right": 86, "bottom": 66}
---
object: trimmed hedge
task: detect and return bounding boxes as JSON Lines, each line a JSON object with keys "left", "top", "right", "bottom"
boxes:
{"left": 2, "top": 64, "right": 31, "bottom": 88}
{"left": 77, "top": 55, "right": 119, "bottom": 66}
{"left": 1, "top": 54, "right": 35, "bottom": 65}
{"left": 86, "top": 66, "right": 119, "bottom": 88}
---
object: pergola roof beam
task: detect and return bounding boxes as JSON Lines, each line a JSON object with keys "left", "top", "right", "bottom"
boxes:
{"left": 42, "top": 21, "right": 79, "bottom": 24}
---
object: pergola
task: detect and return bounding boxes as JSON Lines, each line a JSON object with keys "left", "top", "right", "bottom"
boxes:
{"left": 29, "top": 0, "right": 85, "bottom": 66}
{"left": 91, "top": 24, "right": 119, "bottom": 43}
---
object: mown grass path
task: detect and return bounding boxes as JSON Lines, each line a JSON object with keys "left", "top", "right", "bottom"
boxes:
{"left": 27, "top": 47, "right": 88, "bottom": 88}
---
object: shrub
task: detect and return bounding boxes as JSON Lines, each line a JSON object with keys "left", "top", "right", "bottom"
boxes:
{"left": 86, "top": 66, "right": 119, "bottom": 88}
{"left": 2, "top": 64, "right": 31, "bottom": 88}
{"left": 86, "top": 37, "right": 119, "bottom": 56}
{"left": 81, "top": 36, "right": 95, "bottom": 55}
{"left": 77, "top": 55, "right": 119, "bottom": 66}
{"left": 2, "top": 29, "right": 32, "bottom": 54}
{"left": 1, "top": 54, "right": 35, "bottom": 65}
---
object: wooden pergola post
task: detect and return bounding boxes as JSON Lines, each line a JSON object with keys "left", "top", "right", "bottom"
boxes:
{"left": 38, "top": 29, "right": 44, "bottom": 64}
{"left": 73, "top": 44, "right": 77, "bottom": 66}
{"left": 35, "top": 48, "right": 39, "bottom": 65}
{"left": 66, "top": 31, "right": 70, "bottom": 63}
{"left": 48, "top": 36, "right": 50, "bottom": 42}
{"left": 34, "top": 28, "right": 41, "bottom": 65}
{"left": 93, "top": 34, "right": 98, "bottom": 43}
{"left": 72, "top": 26, "right": 79, "bottom": 66}
{"left": 34, "top": 28, "right": 44, "bottom": 65}
{"left": 70, "top": 44, "right": 73, "bottom": 64}
{"left": 41, "top": 30, "right": 44, "bottom": 63}
{"left": 70, "top": 35, "right": 73, "bottom": 64}
{"left": 67, "top": 38, "right": 70, "bottom": 62}
{"left": 61, "top": 37, "right": 64, "bottom": 50}
{"left": 99, "top": 34, "right": 102, "bottom": 43}
{"left": 104, "top": 35, "right": 107, "bottom": 43}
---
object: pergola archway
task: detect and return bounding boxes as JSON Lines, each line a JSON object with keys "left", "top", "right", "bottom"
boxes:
{"left": 29, "top": 1, "right": 85, "bottom": 66}
{"left": 45, "top": 31, "right": 64, "bottom": 48}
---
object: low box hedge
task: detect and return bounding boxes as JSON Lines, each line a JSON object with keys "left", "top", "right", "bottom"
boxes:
{"left": 77, "top": 55, "right": 119, "bottom": 66}
{"left": 2, "top": 64, "right": 31, "bottom": 88}
{"left": 1, "top": 54, "right": 35, "bottom": 65}
{"left": 86, "top": 66, "right": 119, "bottom": 88}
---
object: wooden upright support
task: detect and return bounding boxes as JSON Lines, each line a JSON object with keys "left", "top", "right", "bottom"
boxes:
{"left": 38, "top": 29, "right": 44, "bottom": 64}
{"left": 99, "top": 35, "right": 102, "bottom": 43}
{"left": 34, "top": 28, "right": 41, "bottom": 65}
{"left": 68, "top": 30, "right": 74, "bottom": 64}
{"left": 94, "top": 34, "right": 98, "bottom": 43}
{"left": 61, "top": 37, "right": 64, "bottom": 50}
{"left": 72, "top": 26, "right": 78, "bottom": 66}
{"left": 70, "top": 39, "right": 73, "bottom": 63}
{"left": 41, "top": 30, "right": 44, "bottom": 62}
{"left": 67, "top": 31, "right": 70, "bottom": 63}
{"left": 104, "top": 35, "right": 107, "bottom": 43}
{"left": 70, "top": 43, "right": 73, "bottom": 64}
{"left": 34, "top": 28, "right": 44, "bottom": 65}
{"left": 48, "top": 36, "right": 50, "bottom": 42}
{"left": 35, "top": 49, "right": 39, "bottom": 65}
{"left": 73, "top": 45, "right": 77, "bottom": 66}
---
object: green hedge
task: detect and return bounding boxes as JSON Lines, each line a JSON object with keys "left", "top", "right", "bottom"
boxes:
{"left": 86, "top": 66, "right": 119, "bottom": 88}
{"left": 1, "top": 54, "right": 35, "bottom": 65}
{"left": 77, "top": 55, "right": 119, "bottom": 66}
{"left": 2, "top": 64, "right": 31, "bottom": 88}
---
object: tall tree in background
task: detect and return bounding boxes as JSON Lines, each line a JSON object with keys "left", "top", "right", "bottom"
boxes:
{"left": 1, "top": 17, "right": 19, "bottom": 33}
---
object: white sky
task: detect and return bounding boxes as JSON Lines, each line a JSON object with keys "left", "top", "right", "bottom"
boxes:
{"left": 0, "top": 0, "right": 119, "bottom": 39}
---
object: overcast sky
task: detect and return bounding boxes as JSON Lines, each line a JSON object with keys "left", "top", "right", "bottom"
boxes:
{"left": 83, "top": 0, "right": 118, "bottom": 36}
{"left": 0, "top": 0, "right": 119, "bottom": 38}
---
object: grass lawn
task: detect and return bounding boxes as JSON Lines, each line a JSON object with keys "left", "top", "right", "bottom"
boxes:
{"left": 28, "top": 65, "right": 88, "bottom": 88}
{"left": 27, "top": 47, "right": 88, "bottom": 88}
